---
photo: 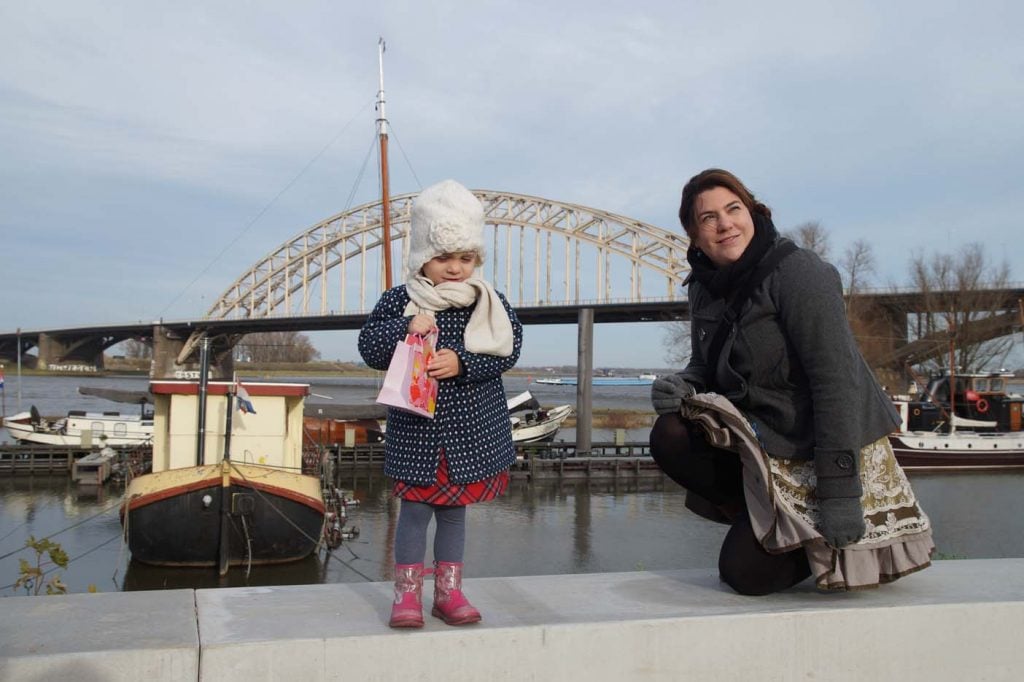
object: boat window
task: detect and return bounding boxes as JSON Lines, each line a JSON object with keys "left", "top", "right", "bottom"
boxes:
{"left": 991, "top": 379, "right": 1004, "bottom": 392}
{"left": 114, "top": 423, "right": 128, "bottom": 436}
{"left": 91, "top": 422, "right": 105, "bottom": 433}
{"left": 974, "top": 379, "right": 989, "bottom": 392}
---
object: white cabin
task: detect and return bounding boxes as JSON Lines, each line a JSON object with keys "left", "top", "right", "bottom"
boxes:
{"left": 149, "top": 381, "right": 309, "bottom": 473}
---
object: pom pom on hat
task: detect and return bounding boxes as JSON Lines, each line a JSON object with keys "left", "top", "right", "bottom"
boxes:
{"left": 406, "top": 180, "right": 485, "bottom": 280}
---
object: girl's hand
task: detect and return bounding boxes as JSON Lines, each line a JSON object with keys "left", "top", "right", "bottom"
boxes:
{"left": 427, "top": 348, "right": 461, "bottom": 379}
{"left": 407, "top": 314, "right": 435, "bottom": 336}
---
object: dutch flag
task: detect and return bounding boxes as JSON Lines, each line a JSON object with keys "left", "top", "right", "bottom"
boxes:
{"left": 236, "top": 382, "right": 256, "bottom": 414}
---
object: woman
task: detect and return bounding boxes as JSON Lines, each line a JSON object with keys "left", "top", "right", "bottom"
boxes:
{"left": 651, "top": 168, "right": 933, "bottom": 595}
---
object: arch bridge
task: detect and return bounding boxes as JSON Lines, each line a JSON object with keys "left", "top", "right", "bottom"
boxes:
{"left": 207, "top": 189, "right": 691, "bottom": 320}
{"left": 2, "top": 190, "right": 1021, "bottom": 383}
{"left": 1, "top": 191, "right": 693, "bottom": 378}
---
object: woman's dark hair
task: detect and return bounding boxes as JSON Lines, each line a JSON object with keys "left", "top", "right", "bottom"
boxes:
{"left": 678, "top": 169, "right": 771, "bottom": 234}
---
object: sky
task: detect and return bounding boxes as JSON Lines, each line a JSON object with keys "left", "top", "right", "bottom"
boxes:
{"left": 2, "top": 1, "right": 1023, "bottom": 368}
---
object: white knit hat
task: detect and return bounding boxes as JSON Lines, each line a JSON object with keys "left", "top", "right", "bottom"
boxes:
{"left": 406, "top": 179, "right": 486, "bottom": 280}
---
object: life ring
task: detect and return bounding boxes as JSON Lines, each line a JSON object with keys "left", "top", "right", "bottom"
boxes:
{"left": 976, "top": 398, "right": 989, "bottom": 413}
{"left": 912, "top": 408, "right": 921, "bottom": 416}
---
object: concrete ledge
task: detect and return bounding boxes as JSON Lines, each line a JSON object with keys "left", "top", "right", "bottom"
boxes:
{"left": 2, "top": 560, "right": 1022, "bottom": 681}
{"left": 0, "top": 588, "right": 199, "bottom": 682}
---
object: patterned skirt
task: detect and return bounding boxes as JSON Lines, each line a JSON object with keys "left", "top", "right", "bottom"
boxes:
{"left": 764, "top": 436, "right": 934, "bottom": 590}
{"left": 393, "top": 450, "right": 509, "bottom": 506}
{"left": 681, "top": 393, "right": 934, "bottom": 591}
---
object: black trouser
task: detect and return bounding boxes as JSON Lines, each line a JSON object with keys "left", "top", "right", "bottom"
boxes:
{"left": 650, "top": 412, "right": 811, "bottom": 596}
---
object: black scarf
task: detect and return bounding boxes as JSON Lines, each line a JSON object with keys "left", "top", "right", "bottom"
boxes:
{"left": 686, "top": 212, "right": 780, "bottom": 299}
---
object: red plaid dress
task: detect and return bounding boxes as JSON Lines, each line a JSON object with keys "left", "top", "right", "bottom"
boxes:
{"left": 393, "top": 449, "right": 509, "bottom": 506}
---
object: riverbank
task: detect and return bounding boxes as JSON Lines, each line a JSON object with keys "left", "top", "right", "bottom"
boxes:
{"left": 7, "top": 358, "right": 671, "bottom": 379}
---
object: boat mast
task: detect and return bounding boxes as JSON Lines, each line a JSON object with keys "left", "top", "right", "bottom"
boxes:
{"left": 219, "top": 377, "right": 235, "bottom": 576}
{"left": 948, "top": 331, "right": 956, "bottom": 434}
{"left": 196, "top": 336, "right": 211, "bottom": 465}
{"left": 376, "top": 37, "right": 393, "bottom": 290}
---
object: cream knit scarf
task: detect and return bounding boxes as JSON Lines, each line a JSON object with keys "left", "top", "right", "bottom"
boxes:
{"left": 403, "top": 275, "right": 515, "bottom": 357}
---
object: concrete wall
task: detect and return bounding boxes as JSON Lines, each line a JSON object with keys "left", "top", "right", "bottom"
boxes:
{"left": 2, "top": 559, "right": 1022, "bottom": 681}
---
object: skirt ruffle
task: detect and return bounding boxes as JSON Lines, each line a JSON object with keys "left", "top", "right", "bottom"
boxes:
{"left": 682, "top": 393, "right": 934, "bottom": 591}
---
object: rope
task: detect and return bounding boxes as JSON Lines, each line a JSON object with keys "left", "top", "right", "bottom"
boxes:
{"left": 344, "top": 135, "right": 379, "bottom": 213}
{"left": 0, "top": 520, "right": 28, "bottom": 545}
{"left": 111, "top": 468, "right": 134, "bottom": 588}
{"left": 1, "top": 533, "right": 122, "bottom": 593}
{"left": 227, "top": 460, "right": 376, "bottom": 582}
{"left": 389, "top": 123, "right": 422, "bottom": 191}
{"left": 0, "top": 498, "right": 123, "bottom": 561}
{"left": 158, "top": 98, "right": 375, "bottom": 318}
{"left": 240, "top": 514, "right": 253, "bottom": 579}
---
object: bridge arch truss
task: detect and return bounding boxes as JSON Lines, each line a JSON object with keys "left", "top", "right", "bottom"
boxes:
{"left": 206, "top": 190, "right": 691, "bottom": 320}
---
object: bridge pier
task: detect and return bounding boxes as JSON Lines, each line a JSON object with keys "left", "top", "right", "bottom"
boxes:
{"left": 36, "top": 333, "right": 104, "bottom": 372}
{"left": 151, "top": 326, "right": 235, "bottom": 380}
{"left": 576, "top": 308, "right": 594, "bottom": 455}
{"left": 849, "top": 301, "right": 909, "bottom": 389}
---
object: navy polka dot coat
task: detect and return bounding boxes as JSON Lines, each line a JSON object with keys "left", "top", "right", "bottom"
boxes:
{"left": 357, "top": 285, "right": 523, "bottom": 485}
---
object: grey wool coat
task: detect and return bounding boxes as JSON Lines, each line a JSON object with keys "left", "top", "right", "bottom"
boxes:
{"left": 358, "top": 285, "right": 523, "bottom": 486}
{"left": 677, "top": 239, "right": 901, "bottom": 501}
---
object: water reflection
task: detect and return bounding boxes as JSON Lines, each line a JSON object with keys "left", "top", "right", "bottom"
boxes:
{"left": 2, "top": 469, "right": 1023, "bottom": 594}
{"left": 122, "top": 555, "right": 328, "bottom": 591}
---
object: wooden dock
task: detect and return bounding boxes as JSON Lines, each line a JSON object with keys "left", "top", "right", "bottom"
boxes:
{"left": 71, "top": 450, "right": 117, "bottom": 485}
{"left": 0, "top": 445, "right": 77, "bottom": 476}
{"left": 0, "top": 444, "right": 151, "bottom": 479}
{"left": 331, "top": 441, "right": 663, "bottom": 480}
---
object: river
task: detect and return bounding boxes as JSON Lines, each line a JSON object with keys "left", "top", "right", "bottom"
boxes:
{"left": 1, "top": 373, "right": 1022, "bottom": 595}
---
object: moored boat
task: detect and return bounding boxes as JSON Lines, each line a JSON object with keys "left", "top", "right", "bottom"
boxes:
{"left": 303, "top": 403, "right": 387, "bottom": 448}
{"left": 889, "top": 370, "right": 1024, "bottom": 469}
{"left": 3, "top": 407, "right": 153, "bottom": 447}
{"left": 888, "top": 430, "right": 1024, "bottom": 469}
{"left": 507, "top": 391, "right": 573, "bottom": 443}
{"left": 121, "top": 378, "right": 329, "bottom": 572}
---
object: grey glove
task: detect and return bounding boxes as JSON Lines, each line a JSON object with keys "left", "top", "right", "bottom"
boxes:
{"left": 651, "top": 374, "right": 696, "bottom": 415}
{"left": 817, "top": 497, "right": 866, "bottom": 548}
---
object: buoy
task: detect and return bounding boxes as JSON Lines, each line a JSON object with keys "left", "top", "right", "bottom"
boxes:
{"left": 976, "top": 398, "right": 990, "bottom": 413}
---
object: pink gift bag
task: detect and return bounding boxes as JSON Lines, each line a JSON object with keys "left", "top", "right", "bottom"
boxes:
{"left": 376, "top": 332, "right": 439, "bottom": 418}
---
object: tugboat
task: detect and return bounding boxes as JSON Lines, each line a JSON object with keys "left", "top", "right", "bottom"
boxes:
{"left": 120, "top": 340, "right": 347, "bottom": 574}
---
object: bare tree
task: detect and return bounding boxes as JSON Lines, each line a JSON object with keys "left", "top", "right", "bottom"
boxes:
{"left": 905, "top": 243, "right": 1013, "bottom": 374}
{"left": 783, "top": 221, "right": 829, "bottom": 260}
{"left": 238, "top": 331, "right": 321, "bottom": 363}
{"left": 661, "top": 321, "right": 692, "bottom": 366}
{"left": 839, "top": 239, "right": 875, "bottom": 299}
{"left": 123, "top": 338, "right": 152, "bottom": 359}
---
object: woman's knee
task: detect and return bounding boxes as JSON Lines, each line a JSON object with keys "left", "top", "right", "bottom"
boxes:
{"left": 650, "top": 413, "right": 692, "bottom": 456}
{"left": 718, "top": 518, "right": 811, "bottom": 596}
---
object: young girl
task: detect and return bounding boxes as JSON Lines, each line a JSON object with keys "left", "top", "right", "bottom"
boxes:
{"left": 358, "top": 179, "right": 523, "bottom": 628}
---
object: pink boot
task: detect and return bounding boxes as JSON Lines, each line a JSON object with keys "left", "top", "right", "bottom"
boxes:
{"left": 431, "top": 561, "right": 481, "bottom": 625}
{"left": 389, "top": 563, "right": 424, "bottom": 628}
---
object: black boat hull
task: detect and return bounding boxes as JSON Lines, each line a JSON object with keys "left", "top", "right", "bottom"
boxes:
{"left": 122, "top": 463, "right": 324, "bottom": 567}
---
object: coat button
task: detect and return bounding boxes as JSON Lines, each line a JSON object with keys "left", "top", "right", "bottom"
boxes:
{"left": 836, "top": 454, "right": 854, "bottom": 470}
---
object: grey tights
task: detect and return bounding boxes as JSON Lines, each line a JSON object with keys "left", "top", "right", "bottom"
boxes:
{"left": 393, "top": 500, "right": 467, "bottom": 565}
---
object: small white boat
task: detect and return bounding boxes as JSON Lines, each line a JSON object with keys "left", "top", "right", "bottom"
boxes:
{"left": 4, "top": 407, "right": 153, "bottom": 447}
{"left": 507, "top": 391, "right": 573, "bottom": 443}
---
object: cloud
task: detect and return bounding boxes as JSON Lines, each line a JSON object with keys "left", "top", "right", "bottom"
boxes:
{"left": 2, "top": 0, "right": 1023, "bottom": 365}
